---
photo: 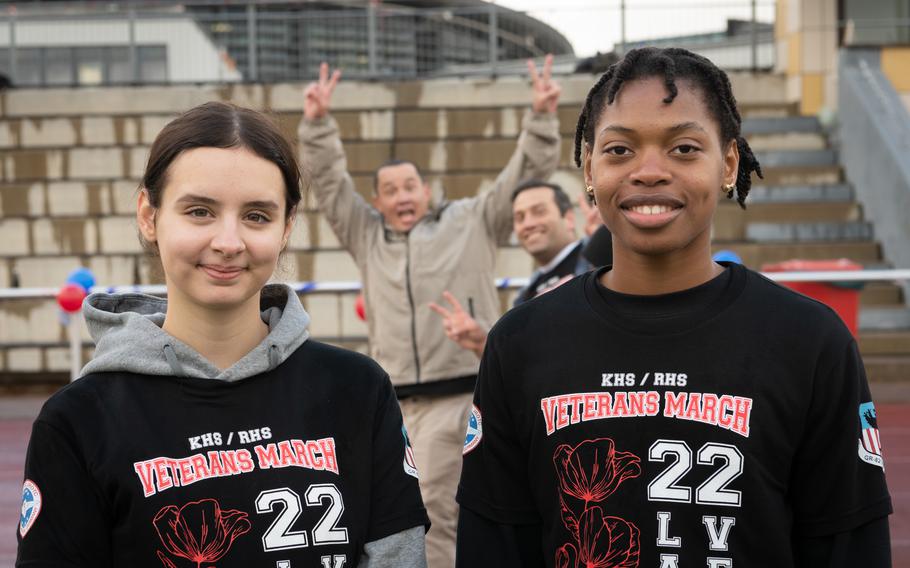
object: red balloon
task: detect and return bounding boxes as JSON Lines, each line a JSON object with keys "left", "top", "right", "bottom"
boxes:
{"left": 57, "top": 283, "right": 87, "bottom": 313}
{"left": 355, "top": 293, "right": 366, "bottom": 321}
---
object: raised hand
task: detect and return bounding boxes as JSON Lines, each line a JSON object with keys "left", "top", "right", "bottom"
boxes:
{"left": 528, "top": 54, "right": 561, "bottom": 114}
{"left": 303, "top": 62, "right": 341, "bottom": 121}
{"left": 428, "top": 291, "right": 488, "bottom": 358}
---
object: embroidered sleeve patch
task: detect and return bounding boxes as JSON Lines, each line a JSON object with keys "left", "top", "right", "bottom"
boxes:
{"left": 20, "top": 479, "right": 42, "bottom": 538}
{"left": 463, "top": 405, "right": 483, "bottom": 455}
{"left": 858, "top": 401, "right": 885, "bottom": 469}
{"left": 402, "top": 425, "right": 419, "bottom": 478}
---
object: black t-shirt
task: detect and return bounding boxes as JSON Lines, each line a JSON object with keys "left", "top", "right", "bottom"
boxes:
{"left": 18, "top": 341, "right": 428, "bottom": 567}
{"left": 458, "top": 264, "right": 891, "bottom": 567}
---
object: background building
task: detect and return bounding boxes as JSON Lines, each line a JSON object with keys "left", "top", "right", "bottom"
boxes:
{"left": 0, "top": 0, "right": 574, "bottom": 86}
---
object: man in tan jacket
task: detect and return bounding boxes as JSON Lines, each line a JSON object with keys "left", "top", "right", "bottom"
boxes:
{"left": 299, "top": 59, "right": 561, "bottom": 567}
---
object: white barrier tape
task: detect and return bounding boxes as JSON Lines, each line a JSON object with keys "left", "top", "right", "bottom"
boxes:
{"left": 1, "top": 270, "right": 909, "bottom": 300}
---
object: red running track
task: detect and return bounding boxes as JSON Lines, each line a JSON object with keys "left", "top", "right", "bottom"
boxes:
{"left": 0, "top": 396, "right": 908, "bottom": 565}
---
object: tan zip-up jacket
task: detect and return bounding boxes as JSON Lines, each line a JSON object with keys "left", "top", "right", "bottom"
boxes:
{"left": 298, "top": 111, "right": 560, "bottom": 387}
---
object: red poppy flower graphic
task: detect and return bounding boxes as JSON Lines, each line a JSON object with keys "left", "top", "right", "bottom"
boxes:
{"left": 555, "top": 543, "right": 576, "bottom": 568}
{"left": 554, "top": 507, "right": 640, "bottom": 568}
{"left": 554, "top": 438, "right": 641, "bottom": 507}
{"left": 153, "top": 498, "right": 251, "bottom": 567}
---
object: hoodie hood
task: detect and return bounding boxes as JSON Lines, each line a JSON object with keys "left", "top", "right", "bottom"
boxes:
{"left": 79, "top": 283, "right": 310, "bottom": 382}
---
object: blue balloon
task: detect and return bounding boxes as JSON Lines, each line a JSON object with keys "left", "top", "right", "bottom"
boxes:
{"left": 712, "top": 250, "right": 743, "bottom": 265}
{"left": 65, "top": 267, "right": 95, "bottom": 292}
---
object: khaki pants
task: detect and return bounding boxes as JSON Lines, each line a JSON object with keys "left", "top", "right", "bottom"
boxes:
{"left": 399, "top": 391, "right": 473, "bottom": 568}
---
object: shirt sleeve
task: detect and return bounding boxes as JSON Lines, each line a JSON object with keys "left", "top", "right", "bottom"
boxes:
{"left": 790, "top": 333, "right": 892, "bottom": 537}
{"left": 358, "top": 526, "right": 427, "bottom": 568}
{"left": 366, "top": 374, "right": 430, "bottom": 542}
{"left": 793, "top": 516, "right": 891, "bottom": 567}
{"left": 297, "top": 115, "right": 380, "bottom": 259}
{"left": 478, "top": 110, "right": 560, "bottom": 245}
{"left": 457, "top": 329, "right": 539, "bottom": 524}
{"left": 17, "top": 419, "right": 111, "bottom": 567}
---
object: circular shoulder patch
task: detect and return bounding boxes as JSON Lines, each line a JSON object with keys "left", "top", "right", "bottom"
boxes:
{"left": 20, "top": 479, "right": 42, "bottom": 538}
{"left": 463, "top": 405, "right": 483, "bottom": 455}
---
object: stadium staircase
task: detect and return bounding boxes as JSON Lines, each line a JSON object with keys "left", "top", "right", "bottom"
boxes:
{"left": 721, "top": 113, "right": 910, "bottom": 397}
{"left": 0, "top": 76, "right": 907, "bottom": 398}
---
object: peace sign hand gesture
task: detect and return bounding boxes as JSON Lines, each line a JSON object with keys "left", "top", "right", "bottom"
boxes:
{"left": 303, "top": 62, "right": 341, "bottom": 121}
{"left": 429, "top": 291, "right": 488, "bottom": 359}
{"left": 528, "top": 54, "right": 561, "bottom": 114}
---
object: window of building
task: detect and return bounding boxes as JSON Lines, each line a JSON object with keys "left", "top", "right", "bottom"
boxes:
{"left": 108, "top": 47, "right": 132, "bottom": 84}
{"left": 138, "top": 46, "right": 167, "bottom": 82}
{"left": 843, "top": 0, "right": 910, "bottom": 45}
{"left": 45, "top": 47, "right": 75, "bottom": 86}
{"left": 0, "top": 44, "right": 167, "bottom": 86}
{"left": 15, "top": 48, "right": 42, "bottom": 86}
{"left": 75, "top": 47, "right": 105, "bottom": 85}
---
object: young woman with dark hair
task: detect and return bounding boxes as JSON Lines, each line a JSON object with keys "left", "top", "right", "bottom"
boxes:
{"left": 456, "top": 47, "right": 891, "bottom": 567}
{"left": 17, "top": 101, "right": 428, "bottom": 567}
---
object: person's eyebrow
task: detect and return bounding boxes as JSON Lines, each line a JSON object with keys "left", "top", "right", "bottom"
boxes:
{"left": 598, "top": 124, "right": 635, "bottom": 136}
{"left": 174, "top": 194, "right": 280, "bottom": 211}
{"left": 244, "top": 200, "right": 281, "bottom": 211}
{"left": 175, "top": 194, "right": 217, "bottom": 205}
{"left": 667, "top": 121, "right": 708, "bottom": 135}
{"left": 599, "top": 122, "right": 708, "bottom": 136}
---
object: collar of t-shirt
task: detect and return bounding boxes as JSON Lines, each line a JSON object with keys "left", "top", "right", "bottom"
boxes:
{"left": 586, "top": 262, "right": 746, "bottom": 335}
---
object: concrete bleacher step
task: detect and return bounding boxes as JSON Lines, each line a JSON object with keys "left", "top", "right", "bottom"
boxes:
{"left": 860, "top": 308, "right": 910, "bottom": 331}
{"left": 747, "top": 184, "right": 852, "bottom": 203}
{"left": 737, "top": 101, "right": 800, "bottom": 118}
{"left": 754, "top": 149, "right": 837, "bottom": 168}
{"left": 710, "top": 241, "right": 881, "bottom": 267}
{"left": 861, "top": 283, "right": 904, "bottom": 306}
{"left": 860, "top": 330, "right": 910, "bottom": 354}
{"left": 746, "top": 133, "right": 827, "bottom": 152}
{"left": 741, "top": 115, "right": 822, "bottom": 135}
{"left": 858, "top": 331, "right": 910, "bottom": 387}
{"left": 752, "top": 165, "right": 841, "bottom": 186}
{"left": 714, "top": 202, "right": 860, "bottom": 240}
{"left": 863, "top": 356, "right": 910, "bottom": 386}
{"left": 741, "top": 117, "right": 827, "bottom": 152}
{"left": 745, "top": 221, "right": 874, "bottom": 242}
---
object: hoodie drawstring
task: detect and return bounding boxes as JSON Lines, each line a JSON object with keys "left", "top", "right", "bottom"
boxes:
{"left": 268, "top": 344, "right": 280, "bottom": 370}
{"left": 163, "top": 344, "right": 186, "bottom": 377}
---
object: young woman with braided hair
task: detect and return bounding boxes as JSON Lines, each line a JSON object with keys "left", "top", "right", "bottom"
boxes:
{"left": 456, "top": 47, "right": 891, "bottom": 567}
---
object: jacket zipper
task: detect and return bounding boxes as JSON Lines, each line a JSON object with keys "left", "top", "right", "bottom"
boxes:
{"left": 405, "top": 238, "right": 421, "bottom": 382}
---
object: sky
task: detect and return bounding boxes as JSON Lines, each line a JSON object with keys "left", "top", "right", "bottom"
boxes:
{"left": 489, "top": 0, "right": 776, "bottom": 58}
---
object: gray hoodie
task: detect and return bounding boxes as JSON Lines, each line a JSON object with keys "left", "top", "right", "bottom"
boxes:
{"left": 81, "top": 284, "right": 310, "bottom": 381}
{"left": 80, "top": 283, "right": 427, "bottom": 567}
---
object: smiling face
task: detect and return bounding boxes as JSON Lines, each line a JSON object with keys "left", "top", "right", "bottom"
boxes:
{"left": 583, "top": 77, "right": 738, "bottom": 263}
{"left": 137, "top": 146, "right": 293, "bottom": 315}
{"left": 372, "top": 162, "right": 432, "bottom": 233}
{"left": 512, "top": 186, "right": 576, "bottom": 265}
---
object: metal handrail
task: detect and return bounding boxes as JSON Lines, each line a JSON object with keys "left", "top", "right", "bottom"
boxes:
{"left": 2, "top": 270, "right": 910, "bottom": 301}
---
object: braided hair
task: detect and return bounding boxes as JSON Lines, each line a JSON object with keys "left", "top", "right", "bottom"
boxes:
{"left": 574, "top": 47, "right": 763, "bottom": 209}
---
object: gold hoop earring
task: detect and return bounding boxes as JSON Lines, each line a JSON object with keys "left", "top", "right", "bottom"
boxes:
{"left": 585, "top": 185, "right": 596, "bottom": 205}
{"left": 723, "top": 183, "right": 736, "bottom": 198}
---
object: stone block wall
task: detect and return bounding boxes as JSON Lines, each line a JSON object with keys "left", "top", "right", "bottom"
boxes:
{"left": 5, "top": 71, "right": 866, "bottom": 381}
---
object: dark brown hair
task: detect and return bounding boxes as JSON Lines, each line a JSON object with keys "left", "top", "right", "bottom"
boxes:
{"left": 142, "top": 101, "right": 303, "bottom": 217}
{"left": 373, "top": 159, "right": 424, "bottom": 193}
{"left": 510, "top": 179, "right": 572, "bottom": 216}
